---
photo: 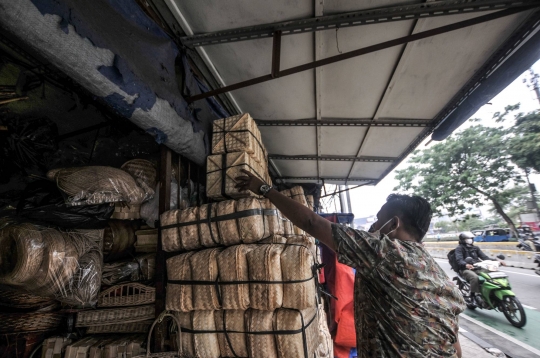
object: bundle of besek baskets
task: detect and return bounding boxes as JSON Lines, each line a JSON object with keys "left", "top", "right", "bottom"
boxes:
{"left": 160, "top": 113, "right": 331, "bottom": 358}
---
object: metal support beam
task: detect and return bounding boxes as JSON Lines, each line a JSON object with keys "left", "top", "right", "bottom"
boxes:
{"left": 268, "top": 154, "right": 397, "bottom": 162}
{"left": 186, "top": 6, "right": 535, "bottom": 103}
{"left": 256, "top": 118, "right": 431, "bottom": 127}
{"left": 181, "top": 0, "right": 538, "bottom": 47}
{"left": 276, "top": 176, "right": 376, "bottom": 182}
{"left": 271, "top": 31, "right": 281, "bottom": 78}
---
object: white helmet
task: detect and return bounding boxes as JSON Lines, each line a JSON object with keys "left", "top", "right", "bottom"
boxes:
{"left": 459, "top": 231, "right": 475, "bottom": 246}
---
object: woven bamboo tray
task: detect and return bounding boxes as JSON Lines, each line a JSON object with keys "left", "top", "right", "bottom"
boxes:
{"left": 98, "top": 283, "right": 155, "bottom": 307}
{"left": 76, "top": 304, "right": 155, "bottom": 327}
{"left": 0, "top": 311, "right": 64, "bottom": 333}
{"left": 212, "top": 113, "right": 267, "bottom": 164}
{"left": 86, "top": 320, "right": 153, "bottom": 334}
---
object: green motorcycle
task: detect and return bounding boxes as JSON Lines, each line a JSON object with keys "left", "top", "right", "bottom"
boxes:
{"left": 453, "top": 256, "right": 527, "bottom": 328}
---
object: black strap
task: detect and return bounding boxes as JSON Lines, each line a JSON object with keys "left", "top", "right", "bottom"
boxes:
{"left": 221, "top": 310, "right": 240, "bottom": 358}
{"left": 206, "top": 202, "right": 219, "bottom": 245}
{"left": 214, "top": 128, "right": 268, "bottom": 162}
{"left": 161, "top": 208, "right": 264, "bottom": 230}
{"left": 168, "top": 274, "right": 315, "bottom": 285}
{"left": 221, "top": 153, "right": 233, "bottom": 200}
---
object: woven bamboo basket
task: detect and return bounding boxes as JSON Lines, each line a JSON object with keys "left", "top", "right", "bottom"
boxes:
{"left": 283, "top": 218, "right": 294, "bottom": 237}
{"left": 166, "top": 252, "right": 195, "bottom": 312}
{"left": 135, "top": 228, "right": 158, "bottom": 253}
{"left": 121, "top": 159, "right": 157, "bottom": 199}
{"left": 198, "top": 203, "right": 220, "bottom": 248}
{"left": 216, "top": 200, "right": 239, "bottom": 246}
{"left": 215, "top": 310, "right": 248, "bottom": 358}
{"left": 280, "top": 189, "right": 291, "bottom": 198}
{"left": 294, "top": 225, "right": 305, "bottom": 236}
{"left": 207, "top": 152, "right": 268, "bottom": 200}
{"left": 281, "top": 243, "right": 316, "bottom": 310}
{"left": 49, "top": 166, "right": 148, "bottom": 206}
{"left": 217, "top": 245, "right": 255, "bottom": 310}
{"left": 190, "top": 248, "right": 222, "bottom": 311}
{"left": 76, "top": 304, "right": 155, "bottom": 327}
{"left": 179, "top": 207, "right": 200, "bottom": 251}
{"left": 315, "top": 304, "right": 333, "bottom": 358}
{"left": 0, "top": 223, "right": 45, "bottom": 286}
{"left": 274, "top": 307, "right": 319, "bottom": 358}
{"left": 104, "top": 220, "right": 136, "bottom": 257}
{"left": 246, "top": 309, "right": 277, "bottom": 357}
{"left": 112, "top": 202, "right": 142, "bottom": 220}
{"left": 192, "top": 310, "right": 220, "bottom": 358}
{"left": 0, "top": 311, "right": 64, "bottom": 333}
{"left": 259, "top": 235, "right": 287, "bottom": 244}
{"left": 216, "top": 199, "right": 267, "bottom": 246}
{"left": 41, "top": 336, "right": 72, "bottom": 358}
{"left": 161, "top": 209, "right": 180, "bottom": 252}
{"left": 86, "top": 320, "right": 153, "bottom": 334}
{"left": 27, "top": 229, "right": 79, "bottom": 298}
{"left": 247, "top": 244, "right": 284, "bottom": 310}
{"left": 262, "top": 199, "right": 284, "bottom": 236}
{"left": 211, "top": 113, "right": 267, "bottom": 164}
{"left": 98, "top": 282, "right": 155, "bottom": 307}
{"left": 175, "top": 312, "right": 195, "bottom": 356}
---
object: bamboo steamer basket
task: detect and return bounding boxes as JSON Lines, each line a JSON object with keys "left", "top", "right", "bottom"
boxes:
{"left": 192, "top": 311, "right": 220, "bottom": 358}
{"left": 0, "top": 223, "right": 45, "bottom": 286}
{"left": 216, "top": 245, "right": 256, "bottom": 310}
{"left": 190, "top": 248, "right": 222, "bottom": 310}
{"left": 166, "top": 252, "right": 195, "bottom": 312}
{"left": 247, "top": 244, "right": 284, "bottom": 310}
{"left": 198, "top": 203, "right": 220, "bottom": 248}
{"left": 174, "top": 312, "right": 195, "bottom": 356}
{"left": 281, "top": 241, "right": 316, "bottom": 310}
{"left": 215, "top": 310, "right": 248, "bottom": 358}
{"left": 161, "top": 210, "right": 180, "bottom": 252}
{"left": 246, "top": 309, "right": 277, "bottom": 357}
{"left": 274, "top": 307, "right": 319, "bottom": 358}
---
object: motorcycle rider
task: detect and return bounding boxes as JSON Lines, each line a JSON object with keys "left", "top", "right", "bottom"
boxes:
{"left": 455, "top": 232, "right": 506, "bottom": 303}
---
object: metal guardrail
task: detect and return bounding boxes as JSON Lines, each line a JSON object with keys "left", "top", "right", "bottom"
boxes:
{"left": 426, "top": 246, "right": 537, "bottom": 269}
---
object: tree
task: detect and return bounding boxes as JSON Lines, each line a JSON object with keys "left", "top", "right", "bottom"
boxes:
{"left": 506, "top": 110, "right": 540, "bottom": 173}
{"left": 434, "top": 220, "right": 455, "bottom": 233}
{"left": 394, "top": 125, "right": 522, "bottom": 233}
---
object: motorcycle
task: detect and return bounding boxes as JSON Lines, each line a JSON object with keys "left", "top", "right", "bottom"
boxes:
{"left": 516, "top": 237, "right": 540, "bottom": 252}
{"left": 453, "top": 255, "right": 527, "bottom": 328}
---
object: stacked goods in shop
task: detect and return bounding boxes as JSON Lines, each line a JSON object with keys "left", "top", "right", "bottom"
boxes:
{"left": 134, "top": 227, "right": 158, "bottom": 253}
{"left": 0, "top": 222, "right": 103, "bottom": 307}
{"left": 306, "top": 195, "right": 315, "bottom": 212}
{"left": 207, "top": 113, "right": 271, "bottom": 200}
{"left": 76, "top": 304, "right": 155, "bottom": 334}
{"left": 41, "top": 336, "right": 72, "bottom": 358}
{"left": 64, "top": 334, "right": 145, "bottom": 357}
{"left": 280, "top": 186, "right": 310, "bottom": 236}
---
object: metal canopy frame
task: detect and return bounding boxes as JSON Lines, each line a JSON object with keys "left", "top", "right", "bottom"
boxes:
{"left": 181, "top": 0, "right": 538, "bottom": 47}
{"left": 255, "top": 118, "right": 432, "bottom": 127}
{"left": 268, "top": 154, "right": 397, "bottom": 162}
{"left": 185, "top": 6, "right": 535, "bottom": 103}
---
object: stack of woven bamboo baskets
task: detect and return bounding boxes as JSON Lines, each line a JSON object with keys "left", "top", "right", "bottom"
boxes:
{"left": 159, "top": 113, "right": 330, "bottom": 358}
{"left": 206, "top": 113, "right": 271, "bottom": 200}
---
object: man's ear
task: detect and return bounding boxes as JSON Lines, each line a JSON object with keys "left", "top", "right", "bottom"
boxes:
{"left": 392, "top": 216, "right": 400, "bottom": 231}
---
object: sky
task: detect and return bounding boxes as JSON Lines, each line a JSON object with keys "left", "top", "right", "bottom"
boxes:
{"left": 337, "top": 59, "right": 540, "bottom": 220}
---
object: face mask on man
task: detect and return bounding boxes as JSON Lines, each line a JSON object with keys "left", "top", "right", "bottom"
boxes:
{"left": 368, "top": 218, "right": 397, "bottom": 238}
{"left": 464, "top": 238, "right": 473, "bottom": 245}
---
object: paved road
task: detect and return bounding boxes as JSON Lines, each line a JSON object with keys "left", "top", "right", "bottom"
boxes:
{"left": 434, "top": 258, "right": 540, "bottom": 357}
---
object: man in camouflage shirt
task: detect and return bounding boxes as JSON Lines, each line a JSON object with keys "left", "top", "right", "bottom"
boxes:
{"left": 236, "top": 170, "right": 466, "bottom": 357}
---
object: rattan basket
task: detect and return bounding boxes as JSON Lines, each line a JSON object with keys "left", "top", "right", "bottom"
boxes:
{"left": 274, "top": 307, "right": 319, "bottom": 358}
{"left": 215, "top": 310, "right": 248, "bottom": 358}
{"left": 76, "top": 304, "right": 155, "bottom": 327}
{"left": 0, "top": 286, "right": 55, "bottom": 310}
{"left": 86, "top": 320, "right": 153, "bottom": 334}
{"left": 190, "top": 248, "right": 222, "bottom": 311}
{"left": 216, "top": 245, "right": 255, "bottom": 310}
{"left": 0, "top": 311, "right": 64, "bottom": 333}
{"left": 98, "top": 283, "right": 156, "bottom": 307}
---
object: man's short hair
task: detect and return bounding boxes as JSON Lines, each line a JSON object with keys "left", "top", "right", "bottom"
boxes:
{"left": 385, "top": 194, "right": 432, "bottom": 241}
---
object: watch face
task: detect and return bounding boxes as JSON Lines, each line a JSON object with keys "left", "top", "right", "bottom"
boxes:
{"left": 259, "top": 184, "right": 270, "bottom": 194}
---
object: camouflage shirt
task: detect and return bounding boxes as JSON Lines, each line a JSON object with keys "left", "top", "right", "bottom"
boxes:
{"left": 331, "top": 224, "right": 465, "bottom": 357}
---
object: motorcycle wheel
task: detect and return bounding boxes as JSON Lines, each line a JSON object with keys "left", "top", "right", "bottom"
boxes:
{"left": 459, "top": 282, "right": 476, "bottom": 310}
{"left": 501, "top": 296, "right": 527, "bottom": 328}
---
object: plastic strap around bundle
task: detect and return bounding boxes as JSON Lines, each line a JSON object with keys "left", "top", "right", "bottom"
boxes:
{"left": 214, "top": 126, "right": 268, "bottom": 163}
{"left": 167, "top": 273, "right": 315, "bottom": 286}
{"left": 206, "top": 202, "right": 219, "bottom": 245}
{"left": 160, "top": 208, "right": 265, "bottom": 230}
{"left": 221, "top": 154, "right": 233, "bottom": 200}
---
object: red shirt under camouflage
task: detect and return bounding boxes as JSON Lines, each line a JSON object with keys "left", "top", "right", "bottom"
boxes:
{"left": 331, "top": 224, "right": 465, "bottom": 357}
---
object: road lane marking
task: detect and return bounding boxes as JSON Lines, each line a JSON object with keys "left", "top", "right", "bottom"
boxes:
{"left": 499, "top": 270, "right": 540, "bottom": 278}
{"left": 460, "top": 314, "right": 540, "bottom": 356}
{"left": 522, "top": 304, "right": 537, "bottom": 310}
{"left": 458, "top": 327, "right": 468, "bottom": 332}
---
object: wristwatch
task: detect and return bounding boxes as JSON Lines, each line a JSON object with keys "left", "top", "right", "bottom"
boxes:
{"left": 258, "top": 184, "right": 272, "bottom": 196}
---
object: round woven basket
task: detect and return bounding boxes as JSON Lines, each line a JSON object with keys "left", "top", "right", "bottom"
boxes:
{"left": 103, "top": 220, "right": 136, "bottom": 257}
{"left": 121, "top": 159, "right": 157, "bottom": 190}
{"left": 0, "top": 223, "right": 45, "bottom": 286}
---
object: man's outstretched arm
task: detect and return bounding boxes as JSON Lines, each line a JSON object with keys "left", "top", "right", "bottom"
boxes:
{"left": 235, "top": 170, "right": 335, "bottom": 251}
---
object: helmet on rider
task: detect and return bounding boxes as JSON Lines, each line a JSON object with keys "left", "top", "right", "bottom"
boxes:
{"left": 459, "top": 231, "right": 475, "bottom": 247}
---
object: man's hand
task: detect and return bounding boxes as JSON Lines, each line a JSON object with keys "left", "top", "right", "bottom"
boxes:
{"left": 235, "top": 169, "right": 266, "bottom": 194}
{"left": 500, "top": 261, "right": 507, "bottom": 266}
{"left": 466, "top": 264, "right": 474, "bottom": 270}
